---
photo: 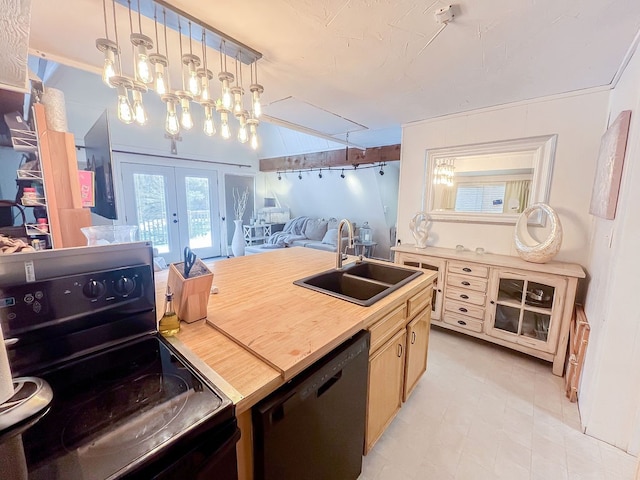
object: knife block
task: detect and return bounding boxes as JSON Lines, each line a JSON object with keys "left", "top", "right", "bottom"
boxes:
{"left": 167, "top": 259, "right": 214, "bottom": 323}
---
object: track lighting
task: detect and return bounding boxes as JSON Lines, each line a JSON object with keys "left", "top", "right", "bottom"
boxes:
{"left": 340, "top": 169, "right": 345, "bottom": 179}
{"left": 379, "top": 164, "right": 385, "bottom": 176}
{"left": 298, "top": 171, "right": 302, "bottom": 180}
{"left": 278, "top": 172, "right": 282, "bottom": 181}
{"left": 318, "top": 169, "right": 323, "bottom": 179}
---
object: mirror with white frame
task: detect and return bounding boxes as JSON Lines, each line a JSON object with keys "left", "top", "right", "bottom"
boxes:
{"left": 424, "top": 135, "right": 557, "bottom": 224}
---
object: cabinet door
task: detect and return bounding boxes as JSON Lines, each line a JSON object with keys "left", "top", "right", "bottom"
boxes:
{"left": 486, "top": 269, "right": 566, "bottom": 353}
{"left": 366, "top": 329, "right": 406, "bottom": 454}
{"left": 395, "top": 252, "right": 445, "bottom": 321}
{"left": 403, "top": 308, "right": 430, "bottom": 401}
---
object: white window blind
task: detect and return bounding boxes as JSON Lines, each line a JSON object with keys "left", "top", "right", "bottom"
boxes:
{"left": 455, "top": 183, "right": 506, "bottom": 213}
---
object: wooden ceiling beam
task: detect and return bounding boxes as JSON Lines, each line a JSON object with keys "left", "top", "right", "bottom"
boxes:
{"left": 259, "top": 144, "right": 401, "bottom": 172}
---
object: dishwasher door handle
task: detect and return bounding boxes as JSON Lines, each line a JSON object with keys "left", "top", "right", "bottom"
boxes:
{"left": 317, "top": 371, "right": 343, "bottom": 398}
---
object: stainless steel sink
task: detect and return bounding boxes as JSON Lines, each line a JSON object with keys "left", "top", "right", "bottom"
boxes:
{"left": 293, "top": 261, "right": 423, "bottom": 306}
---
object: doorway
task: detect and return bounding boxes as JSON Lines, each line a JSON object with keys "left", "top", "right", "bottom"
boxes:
{"left": 121, "top": 162, "right": 221, "bottom": 263}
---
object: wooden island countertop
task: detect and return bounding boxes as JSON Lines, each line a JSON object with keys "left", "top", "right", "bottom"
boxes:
{"left": 155, "top": 247, "right": 436, "bottom": 413}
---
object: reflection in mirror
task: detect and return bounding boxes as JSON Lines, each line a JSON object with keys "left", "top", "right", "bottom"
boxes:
{"left": 425, "top": 135, "right": 557, "bottom": 224}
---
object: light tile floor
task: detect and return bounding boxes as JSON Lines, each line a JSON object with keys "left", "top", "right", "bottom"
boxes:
{"left": 359, "top": 327, "right": 638, "bottom": 480}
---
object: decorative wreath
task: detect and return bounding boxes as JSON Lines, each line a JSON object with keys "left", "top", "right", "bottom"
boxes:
{"left": 514, "top": 203, "right": 562, "bottom": 264}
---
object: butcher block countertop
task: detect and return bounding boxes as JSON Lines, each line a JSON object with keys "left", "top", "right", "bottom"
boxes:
{"left": 154, "top": 247, "right": 435, "bottom": 413}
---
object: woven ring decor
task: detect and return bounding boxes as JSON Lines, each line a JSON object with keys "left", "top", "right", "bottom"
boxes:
{"left": 514, "top": 203, "right": 562, "bottom": 264}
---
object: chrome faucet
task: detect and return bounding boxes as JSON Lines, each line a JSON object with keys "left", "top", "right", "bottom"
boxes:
{"left": 336, "top": 219, "right": 355, "bottom": 270}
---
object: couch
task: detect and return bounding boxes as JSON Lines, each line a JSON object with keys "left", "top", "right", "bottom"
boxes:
{"left": 245, "top": 216, "right": 350, "bottom": 254}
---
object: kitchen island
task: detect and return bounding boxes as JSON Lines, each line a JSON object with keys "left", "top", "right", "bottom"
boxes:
{"left": 154, "top": 247, "right": 436, "bottom": 479}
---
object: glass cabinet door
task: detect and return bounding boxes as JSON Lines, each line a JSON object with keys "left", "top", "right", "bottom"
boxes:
{"left": 488, "top": 270, "right": 565, "bottom": 353}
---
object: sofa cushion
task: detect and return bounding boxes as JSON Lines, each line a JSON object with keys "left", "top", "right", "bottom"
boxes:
{"left": 321, "top": 228, "right": 338, "bottom": 246}
{"left": 305, "top": 241, "right": 337, "bottom": 252}
{"left": 304, "top": 219, "right": 328, "bottom": 241}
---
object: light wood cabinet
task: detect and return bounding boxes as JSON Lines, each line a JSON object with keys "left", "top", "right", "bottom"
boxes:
{"left": 403, "top": 308, "right": 430, "bottom": 401}
{"left": 365, "top": 288, "right": 433, "bottom": 453}
{"left": 394, "top": 252, "right": 446, "bottom": 320}
{"left": 394, "top": 245, "right": 585, "bottom": 376}
{"left": 366, "top": 328, "right": 406, "bottom": 453}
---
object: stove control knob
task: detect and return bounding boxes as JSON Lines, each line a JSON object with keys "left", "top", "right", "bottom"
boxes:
{"left": 114, "top": 277, "right": 135, "bottom": 296}
{"left": 83, "top": 280, "right": 106, "bottom": 299}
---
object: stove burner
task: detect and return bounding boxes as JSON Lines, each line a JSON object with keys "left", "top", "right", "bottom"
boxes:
{"left": 0, "top": 377, "right": 53, "bottom": 432}
{"left": 62, "top": 373, "right": 188, "bottom": 455}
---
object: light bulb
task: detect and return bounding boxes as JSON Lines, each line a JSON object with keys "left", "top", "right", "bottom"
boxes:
{"left": 250, "top": 131, "right": 258, "bottom": 150}
{"left": 132, "top": 90, "right": 147, "bottom": 125}
{"left": 219, "top": 72, "right": 234, "bottom": 110}
{"left": 165, "top": 102, "right": 180, "bottom": 135}
{"left": 97, "top": 39, "right": 119, "bottom": 87}
{"left": 102, "top": 55, "right": 116, "bottom": 87}
{"left": 231, "top": 86, "right": 243, "bottom": 116}
{"left": 203, "top": 104, "right": 216, "bottom": 136}
{"left": 117, "top": 92, "right": 133, "bottom": 124}
{"left": 201, "top": 79, "right": 210, "bottom": 101}
{"left": 188, "top": 65, "right": 200, "bottom": 97}
{"left": 155, "top": 67, "right": 167, "bottom": 95}
{"left": 250, "top": 84, "right": 264, "bottom": 118}
{"left": 238, "top": 124, "right": 248, "bottom": 143}
{"left": 248, "top": 120, "right": 259, "bottom": 150}
{"left": 136, "top": 45, "right": 153, "bottom": 84}
{"left": 220, "top": 111, "right": 231, "bottom": 139}
{"left": 180, "top": 98, "right": 193, "bottom": 130}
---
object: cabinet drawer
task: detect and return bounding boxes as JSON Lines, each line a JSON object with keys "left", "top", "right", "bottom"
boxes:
{"left": 407, "top": 289, "right": 432, "bottom": 320}
{"left": 448, "top": 262, "right": 488, "bottom": 278}
{"left": 369, "top": 305, "right": 406, "bottom": 353}
{"left": 447, "top": 274, "right": 488, "bottom": 292}
{"left": 444, "top": 299, "right": 485, "bottom": 320}
{"left": 445, "top": 287, "right": 485, "bottom": 306}
{"left": 443, "top": 313, "right": 484, "bottom": 333}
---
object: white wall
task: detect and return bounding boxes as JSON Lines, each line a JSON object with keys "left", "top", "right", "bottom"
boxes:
{"left": 398, "top": 90, "right": 610, "bottom": 267}
{"left": 257, "top": 162, "right": 400, "bottom": 259}
{"left": 580, "top": 45, "right": 640, "bottom": 455}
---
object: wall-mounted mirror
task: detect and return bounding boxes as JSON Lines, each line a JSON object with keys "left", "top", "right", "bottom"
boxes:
{"left": 424, "top": 135, "right": 557, "bottom": 224}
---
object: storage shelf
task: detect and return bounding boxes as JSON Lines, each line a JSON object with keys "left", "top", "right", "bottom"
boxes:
{"left": 26, "top": 224, "right": 50, "bottom": 236}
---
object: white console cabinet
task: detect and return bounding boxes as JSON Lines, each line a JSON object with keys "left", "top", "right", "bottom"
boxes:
{"left": 394, "top": 245, "right": 585, "bottom": 376}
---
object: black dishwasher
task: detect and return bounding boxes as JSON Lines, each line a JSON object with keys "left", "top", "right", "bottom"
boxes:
{"left": 253, "top": 330, "right": 370, "bottom": 480}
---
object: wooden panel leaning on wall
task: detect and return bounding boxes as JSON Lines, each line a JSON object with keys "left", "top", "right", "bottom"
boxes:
{"left": 33, "top": 103, "right": 91, "bottom": 247}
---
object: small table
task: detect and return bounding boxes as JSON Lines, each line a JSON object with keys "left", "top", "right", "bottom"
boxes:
{"left": 353, "top": 241, "right": 377, "bottom": 258}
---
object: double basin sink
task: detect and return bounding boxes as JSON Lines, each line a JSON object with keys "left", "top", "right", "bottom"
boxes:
{"left": 294, "top": 261, "right": 423, "bottom": 306}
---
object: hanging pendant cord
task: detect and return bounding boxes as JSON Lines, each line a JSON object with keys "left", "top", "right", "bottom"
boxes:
{"left": 111, "top": 0, "right": 121, "bottom": 72}
{"left": 102, "top": 0, "right": 109, "bottom": 39}
{"left": 136, "top": 0, "right": 142, "bottom": 33}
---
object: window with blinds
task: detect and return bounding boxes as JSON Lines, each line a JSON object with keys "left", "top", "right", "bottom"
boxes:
{"left": 455, "top": 183, "right": 506, "bottom": 213}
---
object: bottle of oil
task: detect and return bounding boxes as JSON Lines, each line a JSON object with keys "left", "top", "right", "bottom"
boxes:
{"left": 159, "top": 286, "right": 180, "bottom": 337}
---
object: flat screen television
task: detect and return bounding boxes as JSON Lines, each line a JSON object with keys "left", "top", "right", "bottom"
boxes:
{"left": 84, "top": 110, "right": 117, "bottom": 219}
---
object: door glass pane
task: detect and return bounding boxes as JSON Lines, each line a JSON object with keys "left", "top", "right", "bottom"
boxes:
{"left": 522, "top": 311, "right": 551, "bottom": 341}
{"left": 185, "top": 176, "right": 212, "bottom": 249}
{"left": 498, "top": 278, "right": 524, "bottom": 303}
{"left": 133, "top": 173, "right": 169, "bottom": 253}
{"left": 495, "top": 304, "right": 520, "bottom": 334}
{"left": 525, "top": 282, "right": 554, "bottom": 309}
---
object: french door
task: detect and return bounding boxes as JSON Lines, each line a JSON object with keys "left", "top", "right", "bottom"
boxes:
{"left": 120, "top": 162, "right": 221, "bottom": 263}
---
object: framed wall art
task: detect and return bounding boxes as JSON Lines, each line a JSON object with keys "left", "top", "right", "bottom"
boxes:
{"left": 589, "top": 110, "right": 631, "bottom": 220}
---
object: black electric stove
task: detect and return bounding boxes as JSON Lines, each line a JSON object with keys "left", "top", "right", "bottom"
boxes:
{"left": 0, "top": 243, "right": 239, "bottom": 479}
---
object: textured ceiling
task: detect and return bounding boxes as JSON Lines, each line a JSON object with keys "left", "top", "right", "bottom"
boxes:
{"left": 28, "top": 0, "right": 640, "bottom": 151}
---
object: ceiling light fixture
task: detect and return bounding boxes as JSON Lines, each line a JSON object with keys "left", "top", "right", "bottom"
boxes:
{"left": 298, "top": 171, "right": 302, "bottom": 180}
{"left": 318, "top": 169, "right": 323, "bottom": 179}
{"left": 129, "top": 0, "right": 154, "bottom": 85}
{"left": 379, "top": 163, "right": 385, "bottom": 176}
{"left": 98, "top": 0, "right": 264, "bottom": 150}
{"left": 277, "top": 172, "right": 282, "bottom": 181}
{"left": 340, "top": 169, "right": 345, "bottom": 179}
{"left": 149, "top": 7, "right": 169, "bottom": 95}
{"left": 96, "top": 0, "right": 120, "bottom": 87}
{"left": 433, "top": 158, "right": 455, "bottom": 186}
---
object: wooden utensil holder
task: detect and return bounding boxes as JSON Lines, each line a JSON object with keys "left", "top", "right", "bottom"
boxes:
{"left": 167, "top": 259, "right": 213, "bottom": 323}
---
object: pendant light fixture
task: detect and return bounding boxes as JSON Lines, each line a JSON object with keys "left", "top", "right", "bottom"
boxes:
{"left": 231, "top": 56, "right": 245, "bottom": 117}
{"left": 247, "top": 118, "right": 259, "bottom": 150}
{"left": 149, "top": 7, "right": 169, "bottom": 95}
{"left": 237, "top": 111, "right": 249, "bottom": 143}
{"left": 175, "top": 18, "right": 193, "bottom": 130}
{"left": 131, "top": 80, "right": 148, "bottom": 125}
{"left": 249, "top": 61, "right": 264, "bottom": 118}
{"left": 96, "top": 0, "right": 120, "bottom": 87}
{"left": 202, "top": 101, "right": 216, "bottom": 136}
{"left": 129, "top": 0, "right": 154, "bottom": 85}
{"left": 433, "top": 158, "right": 455, "bottom": 186}
{"left": 161, "top": 93, "right": 180, "bottom": 135}
{"left": 197, "top": 29, "right": 213, "bottom": 102}
{"left": 110, "top": 76, "right": 134, "bottom": 124}
{"left": 217, "top": 104, "right": 231, "bottom": 139}
{"left": 218, "top": 41, "right": 234, "bottom": 110}
{"left": 182, "top": 21, "right": 201, "bottom": 98}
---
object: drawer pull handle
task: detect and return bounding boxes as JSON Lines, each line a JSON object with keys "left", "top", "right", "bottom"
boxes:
{"left": 397, "top": 344, "right": 404, "bottom": 357}
{"left": 459, "top": 307, "right": 468, "bottom": 313}
{"left": 462, "top": 281, "right": 471, "bottom": 286}
{"left": 411, "top": 331, "right": 417, "bottom": 344}
{"left": 460, "top": 294, "right": 469, "bottom": 299}
{"left": 463, "top": 267, "right": 472, "bottom": 272}
{"left": 457, "top": 320, "right": 467, "bottom": 326}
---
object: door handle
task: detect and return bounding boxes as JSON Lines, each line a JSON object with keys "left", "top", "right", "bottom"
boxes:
{"left": 411, "top": 331, "right": 416, "bottom": 344}
{"left": 397, "top": 343, "right": 403, "bottom": 357}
